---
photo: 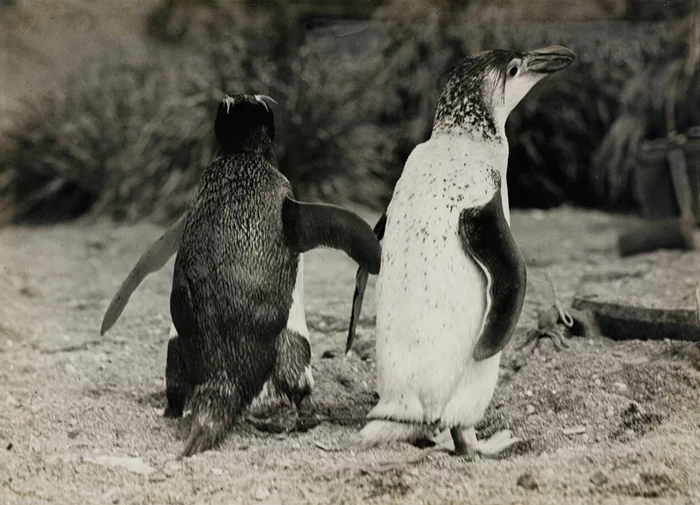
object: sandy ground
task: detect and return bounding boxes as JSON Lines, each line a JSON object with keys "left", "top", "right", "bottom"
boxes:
{"left": 1, "top": 207, "right": 700, "bottom": 505}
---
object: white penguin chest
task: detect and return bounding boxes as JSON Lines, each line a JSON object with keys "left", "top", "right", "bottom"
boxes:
{"left": 377, "top": 138, "right": 507, "bottom": 344}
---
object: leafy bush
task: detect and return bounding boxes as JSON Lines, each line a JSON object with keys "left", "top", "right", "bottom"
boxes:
{"left": 0, "top": 33, "right": 394, "bottom": 223}
{"left": 364, "top": 0, "right": 671, "bottom": 208}
{"left": 1, "top": 59, "right": 217, "bottom": 223}
{"left": 0, "top": 0, "right": 694, "bottom": 224}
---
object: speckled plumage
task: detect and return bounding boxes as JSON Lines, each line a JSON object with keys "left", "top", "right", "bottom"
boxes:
{"left": 353, "top": 46, "right": 574, "bottom": 452}
{"left": 169, "top": 150, "right": 311, "bottom": 455}
{"left": 434, "top": 50, "right": 523, "bottom": 141}
{"left": 169, "top": 95, "right": 380, "bottom": 456}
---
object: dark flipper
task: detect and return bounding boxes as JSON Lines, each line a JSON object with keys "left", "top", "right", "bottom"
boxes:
{"left": 100, "top": 214, "right": 186, "bottom": 335}
{"left": 345, "top": 212, "right": 386, "bottom": 353}
{"left": 282, "top": 198, "right": 381, "bottom": 274}
{"left": 459, "top": 190, "right": 527, "bottom": 361}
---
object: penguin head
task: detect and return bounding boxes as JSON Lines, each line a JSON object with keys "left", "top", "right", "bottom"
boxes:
{"left": 214, "top": 94, "right": 277, "bottom": 155}
{"left": 434, "top": 45, "right": 575, "bottom": 140}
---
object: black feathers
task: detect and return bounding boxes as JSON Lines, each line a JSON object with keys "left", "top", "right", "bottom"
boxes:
{"left": 282, "top": 198, "right": 382, "bottom": 275}
{"left": 215, "top": 95, "right": 276, "bottom": 162}
{"left": 458, "top": 173, "right": 527, "bottom": 361}
{"left": 434, "top": 49, "right": 523, "bottom": 140}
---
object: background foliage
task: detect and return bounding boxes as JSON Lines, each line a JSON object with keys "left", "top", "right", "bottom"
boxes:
{"left": 0, "top": 0, "right": 697, "bottom": 224}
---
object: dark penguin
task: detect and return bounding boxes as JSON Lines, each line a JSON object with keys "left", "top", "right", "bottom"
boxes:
{"left": 164, "top": 94, "right": 380, "bottom": 456}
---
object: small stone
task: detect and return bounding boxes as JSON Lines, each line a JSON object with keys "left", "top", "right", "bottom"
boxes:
{"left": 525, "top": 390, "right": 533, "bottom": 397}
{"left": 148, "top": 472, "right": 167, "bottom": 483}
{"left": 613, "top": 382, "right": 628, "bottom": 393}
{"left": 525, "top": 405, "right": 535, "bottom": 415}
{"left": 517, "top": 472, "right": 538, "bottom": 490}
{"left": 64, "top": 363, "right": 77, "bottom": 374}
{"left": 590, "top": 471, "right": 608, "bottom": 486}
{"left": 605, "top": 407, "right": 614, "bottom": 418}
{"left": 563, "top": 426, "right": 587, "bottom": 436}
{"left": 321, "top": 350, "right": 336, "bottom": 359}
{"left": 87, "top": 455, "right": 155, "bottom": 476}
{"left": 164, "top": 461, "right": 181, "bottom": 477}
{"left": 594, "top": 379, "right": 602, "bottom": 387}
{"left": 6, "top": 393, "right": 20, "bottom": 408}
{"left": 291, "top": 442, "right": 301, "bottom": 450}
{"left": 254, "top": 486, "right": 271, "bottom": 501}
{"left": 625, "top": 429, "right": 635, "bottom": 438}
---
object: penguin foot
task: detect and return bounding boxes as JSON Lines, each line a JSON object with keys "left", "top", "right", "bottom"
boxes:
{"left": 444, "top": 427, "right": 521, "bottom": 456}
{"left": 519, "top": 327, "right": 570, "bottom": 354}
{"left": 469, "top": 429, "right": 521, "bottom": 455}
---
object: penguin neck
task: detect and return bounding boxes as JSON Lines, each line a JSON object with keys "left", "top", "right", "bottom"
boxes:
{"left": 430, "top": 124, "right": 509, "bottom": 172}
{"left": 428, "top": 127, "right": 511, "bottom": 222}
{"left": 219, "top": 134, "right": 277, "bottom": 165}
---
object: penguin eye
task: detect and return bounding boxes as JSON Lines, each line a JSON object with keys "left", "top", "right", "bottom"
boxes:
{"left": 508, "top": 64, "right": 520, "bottom": 78}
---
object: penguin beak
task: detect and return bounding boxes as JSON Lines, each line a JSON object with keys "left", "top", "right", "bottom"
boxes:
{"left": 525, "top": 45, "right": 576, "bottom": 74}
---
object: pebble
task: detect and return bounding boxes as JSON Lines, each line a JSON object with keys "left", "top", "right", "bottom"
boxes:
{"left": 254, "top": 486, "right": 271, "bottom": 501}
{"left": 525, "top": 390, "right": 533, "bottom": 397}
{"left": 613, "top": 382, "right": 628, "bottom": 393}
{"left": 590, "top": 471, "right": 609, "bottom": 486}
{"left": 625, "top": 429, "right": 635, "bottom": 438}
{"left": 605, "top": 407, "right": 614, "bottom": 418}
{"left": 6, "top": 393, "right": 20, "bottom": 408}
{"left": 64, "top": 363, "right": 77, "bottom": 374}
{"left": 164, "top": 461, "right": 181, "bottom": 476}
{"left": 525, "top": 405, "right": 535, "bottom": 415}
{"left": 563, "top": 426, "right": 587, "bottom": 436}
{"left": 516, "top": 472, "right": 539, "bottom": 490}
{"left": 291, "top": 442, "right": 301, "bottom": 450}
{"left": 87, "top": 455, "right": 155, "bottom": 476}
{"left": 148, "top": 472, "right": 167, "bottom": 483}
{"left": 594, "top": 379, "right": 602, "bottom": 387}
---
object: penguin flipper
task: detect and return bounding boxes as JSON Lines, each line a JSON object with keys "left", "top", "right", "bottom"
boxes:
{"left": 100, "top": 214, "right": 186, "bottom": 335}
{"left": 346, "top": 212, "right": 387, "bottom": 353}
{"left": 282, "top": 197, "right": 381, "bottom": 274}
{"left": 459, "top": 189, "right": 527, "bottom": 361}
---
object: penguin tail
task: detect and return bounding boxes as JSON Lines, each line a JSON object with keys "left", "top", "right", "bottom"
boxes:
{"left": 343, "top": 420, "right": 429, "bottom": 450}
{"left": 181, "top": 385, "right": 239, "bottom": 458}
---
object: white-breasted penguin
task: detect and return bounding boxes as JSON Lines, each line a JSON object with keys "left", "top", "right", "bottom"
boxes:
{"left": 101, "top": 94, "right": 381, "bottom": 457}
{"left": 349, "top": 46, "right": 575, "bottom": 455}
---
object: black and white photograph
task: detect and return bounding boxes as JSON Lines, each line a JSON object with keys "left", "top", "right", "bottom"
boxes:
{"left": 1, "top": 0, "right": 699, "bottom": 503}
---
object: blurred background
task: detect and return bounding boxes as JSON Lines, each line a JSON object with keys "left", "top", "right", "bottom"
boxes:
{"left": 0, "top": 0, "right": 698, "bottom": 226}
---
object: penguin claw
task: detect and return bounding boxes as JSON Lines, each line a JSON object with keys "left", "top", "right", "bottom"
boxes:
{"left": 446, "top": 428, "right": 521, "bottom": 456}
{"left": 470, "top": 429, "right": 521, "bottom": 455}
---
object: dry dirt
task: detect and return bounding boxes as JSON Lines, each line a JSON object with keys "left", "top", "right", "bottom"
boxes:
{"left": 1, "top": 207, "right": 700, "bottom": 505}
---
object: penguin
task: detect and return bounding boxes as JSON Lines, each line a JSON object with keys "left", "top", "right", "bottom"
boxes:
{"left": 349, "top": 46, "right": 575, "bottom": 455}
{"left": 102, "top": 94, "right": 381, "bottom": 457}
